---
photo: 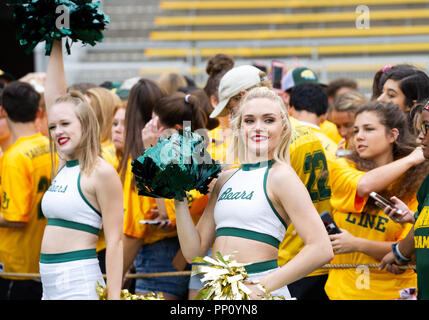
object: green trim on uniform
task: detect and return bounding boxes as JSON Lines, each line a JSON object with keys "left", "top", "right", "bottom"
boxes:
{"left": 241, "top": 160, "right": 274, "bottom": 171}
{"left": 77, "top": 173, "right": 102, "bottom": 217}
{"left": 47, "top": 218, "right": 100, "bottom": 235}
{"left": 65, "top": 159, "right": 79, "bottom": 167}
{"left": 40, "top": 248, "right": 97, "bottom": 264}
{"left": 216, "top": 227, "right": 280, "bottom": 248}
{"left": 263, "top": 161, "right": 288, "bottom": 229}
{"left": 244, "top": 259, "right": 278, "bottom": 274}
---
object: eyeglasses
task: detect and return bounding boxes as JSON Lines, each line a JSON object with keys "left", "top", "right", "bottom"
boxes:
{"left": 421, "top": 122, "right": 429, "bottom": 136}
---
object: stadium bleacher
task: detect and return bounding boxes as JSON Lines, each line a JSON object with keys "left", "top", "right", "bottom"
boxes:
{"left": 44, "top": 0, "right": 429, "bottom": 96}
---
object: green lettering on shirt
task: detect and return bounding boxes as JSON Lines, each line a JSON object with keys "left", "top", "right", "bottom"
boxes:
{"left": 218, "top": 188, "right": 254, "bottom": 201}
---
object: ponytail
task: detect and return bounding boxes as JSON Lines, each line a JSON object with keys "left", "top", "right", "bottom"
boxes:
{"left": 154, "top": 92, "right": 207, "bottom": 131}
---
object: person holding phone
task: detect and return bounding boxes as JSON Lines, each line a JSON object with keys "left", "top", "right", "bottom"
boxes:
{"left": 379, "top": 102, "right": 429, "bottom": 300}
{"left": 325, "top": 100, "right": 429, "bottom": 300}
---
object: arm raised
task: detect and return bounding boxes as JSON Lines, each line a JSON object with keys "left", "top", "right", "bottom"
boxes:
{"left": 357, "top": 147, "right": 425, "bottom": 198}
{"left": 44, "top": 39, "right": 67, "bottom": 110}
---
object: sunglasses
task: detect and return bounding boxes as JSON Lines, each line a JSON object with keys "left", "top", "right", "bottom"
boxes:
{"left": 421, "top": 122, "right": 429, "bottom": 136}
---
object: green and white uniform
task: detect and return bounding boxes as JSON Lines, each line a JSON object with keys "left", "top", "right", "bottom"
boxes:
{"left": 40, "top": 160, "right": 104, "bottom": 300}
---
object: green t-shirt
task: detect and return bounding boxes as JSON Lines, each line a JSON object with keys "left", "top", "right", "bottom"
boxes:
{"left": 414, "top": 174, "right": 429, "bottom": 300}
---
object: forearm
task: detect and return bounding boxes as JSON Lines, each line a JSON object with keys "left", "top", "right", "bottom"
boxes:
{"left": 45, "top": 39, "right": 67, "bottom": 108}
{"left": 174, "top": 199, "right": 204, "bottom": 262}
{"left": 398, "top": 227, "right": 415, "bottom": 258}
{"left": 354, "top": 237, "right": 393, "bottom": 261}
{"left": 105, "top": 238, "right": 123, "bottom": 300}
{"left": 122, "top": 234, "right": 143, "bottom": 276}
{"left": 357, "top": 156, "right": 417, "bottom": 197}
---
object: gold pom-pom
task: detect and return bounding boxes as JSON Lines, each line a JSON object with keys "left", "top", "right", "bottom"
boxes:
{"left": 96, "top": 282, "right": 164, "bottom": 300}
{"left": 192, "top": 251, "right": 287, "bottom": 300}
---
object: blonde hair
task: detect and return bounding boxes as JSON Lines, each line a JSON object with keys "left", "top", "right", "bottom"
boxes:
{"left": 228, "top": 87, "right": 291, "bottom": 165}
{"left": 50, "top": 91, "right": 101, "bottom": 176}
{"left": 331, "top": 90, "right": 367, "bottom": 114}
{"left": 157, "top": 73, "right": 188, "bottom": 95}
{"left": 86, "top": 87, "right": 121, "bottom": 143}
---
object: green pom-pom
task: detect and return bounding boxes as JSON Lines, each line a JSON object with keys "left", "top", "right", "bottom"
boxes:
{"left": 132, "top": 128, "right": 222, "bottom": 201}
{"left": 8, "top": 0, "right": 110, "bottom": 55}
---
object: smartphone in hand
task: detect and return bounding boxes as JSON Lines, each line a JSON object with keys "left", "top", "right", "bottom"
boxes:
{"left": 320, "top": 211, "right": 341, "bottom": 234}
{"left": 369, "top": 192, "right": 404, "bottom": 215}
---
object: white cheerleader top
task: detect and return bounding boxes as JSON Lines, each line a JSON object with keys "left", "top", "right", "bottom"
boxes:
{"left": 214, "top": 160, "right": 287, "bottom": 248}
{"left": 41, "top": 160, "right": 102, "bottom": 235}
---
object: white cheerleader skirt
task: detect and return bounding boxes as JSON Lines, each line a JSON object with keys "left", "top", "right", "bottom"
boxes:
{"left": 245, "top": 259, "right": 292, "bottom": 300}
{"left": 39, "top": 249, "right": 105, "bottom": 300}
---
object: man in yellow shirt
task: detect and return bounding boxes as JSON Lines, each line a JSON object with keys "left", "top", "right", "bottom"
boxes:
{"left": 288, "top": 82, "right": 338, "bottom": 161}
{"left": 0, "top": 81, "right": 51, "bottom": 300}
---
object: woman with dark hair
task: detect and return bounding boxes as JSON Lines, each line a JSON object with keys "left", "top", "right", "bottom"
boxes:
{"left": 119, "top": 79, "right": 165, "bottom": 181}
{"left": 377, "top": 64, "right": 429, "bottom": 113}
{"left": 119, "top": 79, "right": 172, "bottom": 297}
{"left": 325, "top": 101, "right": 429, "bottom": 300}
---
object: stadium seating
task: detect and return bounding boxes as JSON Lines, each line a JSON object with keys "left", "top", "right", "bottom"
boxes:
{"left": 51, "top": 0, "right": 429, "bottom": 96}
{"left": 153, "top": 9, "right": 429, "bottom": 27}
{"left": 159, "top": 0, "right": 429, "bottom": 11}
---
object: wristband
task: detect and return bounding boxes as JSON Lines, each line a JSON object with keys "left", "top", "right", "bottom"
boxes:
{"left": 392, "top": 243, "right": 411, "bottom": 265}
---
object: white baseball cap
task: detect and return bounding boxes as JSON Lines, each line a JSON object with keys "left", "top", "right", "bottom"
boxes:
{"left": 209, "top": 65, "right": 266, "bottom": 118}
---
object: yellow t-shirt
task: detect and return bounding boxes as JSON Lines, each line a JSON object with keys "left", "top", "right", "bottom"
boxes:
{"left": 324, "top": 157, "right": 417, "bottom": 300}
{"left": 207, "top": 126, "right": 230, "bottom": 164}
{"left": 97, "top": 140, "right": 120, "bottom": 252}
{"left": 312, "top": 127, "right": 338, "bottom": 162}
{"left": 122, "top": 158, "right": 154, "bottom": 239}
{"left": 102, "top": 140, "right": 119, "bottom": 171}
{"left": 278, "top": 117, "right": 332, "bottom": 276}
{"left": 0, "top": 134, "right": 51, "bottom": 279}
{"left": 320, "top": 120, "right": 342, "bottom": 145}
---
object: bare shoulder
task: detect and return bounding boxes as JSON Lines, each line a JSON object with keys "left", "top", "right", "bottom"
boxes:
{"left": 92, "top": 157, "right": 120, "bottom": 182}
{"left": 217, "top": 168, "right": 238, "bottom": 184}
{"left": 211, "top": 168, "right": 238, "bottom": 195}
{"left": 268, "top": 162, "right": 302, "bottom": 191}
{"left": 270, "top": 161, "right": 298, "bottom": 181}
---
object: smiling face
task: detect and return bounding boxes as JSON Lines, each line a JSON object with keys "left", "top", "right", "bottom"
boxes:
{"left": 48, "top": 102, "right": 83, "bottom": 160}
{"left": 377, "top": 79, "right": 408, "bottom": 111}
{"left": 240, "top": 97, "right": 284, "bottom": 161}
{"left": 353, "top": 111, "right": 396, "bottom": 166}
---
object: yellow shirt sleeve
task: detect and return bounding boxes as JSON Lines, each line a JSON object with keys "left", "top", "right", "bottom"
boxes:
{"left": 320, "top": 120, "right": 342, "bottom": 144}
{"left": 329, "top": 157, "right": 367, "bottom": 213}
